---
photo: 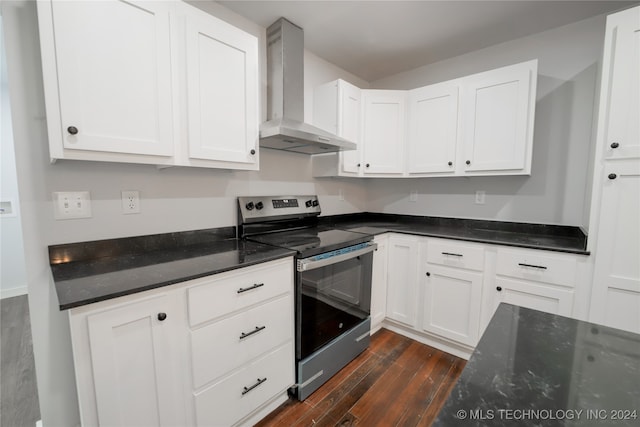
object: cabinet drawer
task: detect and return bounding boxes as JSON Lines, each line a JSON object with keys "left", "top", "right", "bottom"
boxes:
{"left": 188, "top": 259, "right": 293, "bottom": 327}
{"left": 190, "top": 294, "right": 293, "bottom": 389}
{"left": 194, "top": 342, "right": 294, "bottom": 427}
{"left": 496, "top": 249, "right": 577, "bottom": 287}
{"left": 427, "top": 240, "right": 485, "bottom": 271}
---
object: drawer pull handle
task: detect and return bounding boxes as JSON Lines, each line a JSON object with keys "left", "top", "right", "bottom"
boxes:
{"left": 237, "top": 283, "right": 264, "bottom": 294}
{"left": 239, "top": 325, "right": 266, "bottom": 340}
{"left": 242, "top": 377, "right": 267, "bottom": 396}
{"left": 442, "top": 252, "right": 463, "bottom": 257}
{"left": 518, "top": 263, "right": 547, "bottom": 270}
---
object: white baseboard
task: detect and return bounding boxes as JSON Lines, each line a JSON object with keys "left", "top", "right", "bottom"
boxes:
{"left": 1, "top": 286, "right": 28, "bottom": 299}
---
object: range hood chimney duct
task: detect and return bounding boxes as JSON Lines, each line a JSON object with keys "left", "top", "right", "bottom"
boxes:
{"left": 259, "top": 18, "right": 357, "bottom": 154}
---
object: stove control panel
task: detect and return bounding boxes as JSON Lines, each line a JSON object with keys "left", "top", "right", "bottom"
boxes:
{"left": 238, "top": 195, "right": 321, "bottom": 222}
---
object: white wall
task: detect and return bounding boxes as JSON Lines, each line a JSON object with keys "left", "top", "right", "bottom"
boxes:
{"left": 367, "top": 15, "right": 605, "bottom": 228}
{"left": 0, "top": 17, "right": 28, "bottom": 299}
{"left": 1, "top": 1, "right": 368, "bottom": 425}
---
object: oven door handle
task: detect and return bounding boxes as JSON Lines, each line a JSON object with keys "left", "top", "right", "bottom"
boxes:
{"left": 297, "top": 242, "right": 377, "bottom": 272}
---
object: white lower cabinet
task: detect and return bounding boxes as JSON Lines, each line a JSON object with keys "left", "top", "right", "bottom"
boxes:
{"left": 385, "top": 234, "right": 420, "bottom": 327}
{"left": 69, "top": 257, "right": 294, "bottom": 427}
{"left": 491, "top": 277, "right": 574, "bottom": 318}
{"left": 370, "top": 235, "right": 389, "bottom": 333}
{"left": 422, "top": 265, "right": 483, "bottom": 347}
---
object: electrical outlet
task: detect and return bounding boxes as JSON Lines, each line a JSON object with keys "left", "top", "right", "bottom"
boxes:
{"left": 475, "top": 191, "right": 486, "bottom": 205}
{"left": 410, "top": 191, "right": 418, "bottom": 202}
{"left": 53, "top": 191, "right": 92, "bottom": 220}
{"left": 121, "top": 190, "right": 140, "bottom": 214}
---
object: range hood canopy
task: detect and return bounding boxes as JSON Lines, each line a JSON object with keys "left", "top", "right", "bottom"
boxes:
{"left": 260, "top": 18, "right": 356, "bottom": 155}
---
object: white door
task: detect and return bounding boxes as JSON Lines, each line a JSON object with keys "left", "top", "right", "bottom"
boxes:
{"left": 362, "top": 91, "right": 406, "bottom": 174}
{"left": 590, "top": 161, "right": 640, "bottom": 334}
{"left": 462, "top": 61, "right": 536, "bottom": 173}
{"left": 386, "top": 235, "right": 419, "bottom": 327}
{"left": 340, "top": 81, "right": 362, "bottom": 174}
{"left": 423, "top": 265, "right": 483, "bottom": 346}
{"left": 51, "top": 0, "right": 174, "bottom": 156}
{"left": 408, "top": 83, "right": 459, "bottom": 174}
{"left": 493, "top": 277, "right": 574, "bottom": 318}
{"left": 370, "top": 237, "right": 388, "bottom": 332}
{"left": 185, "top": 10, "right": 259, "bottom": 163}
{"left": 602, "top": 7, "right": 640, "bottom": 160}
{"left": 87, "top": 294, "right": 182, "bottom": 426}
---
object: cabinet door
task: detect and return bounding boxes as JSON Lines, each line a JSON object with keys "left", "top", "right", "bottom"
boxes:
{"left": 49, "top": 0, "right": 174, "bottom": 156}
{"left": 492, "top": 277, "right": 574, "bottom": 318}
{"left": 370, "top": 237, "right": 388, "bottom": 332}
{"left": 590, "top": 161, "right": 640, "bottom": 334}
{"left": 87, "top": 294, "right": 183, "bottom": 426}
{"left": 362, "top": 90, "right": 406, "bottom": 174}
{"left": 408, "top": 83, "right": 459, "bottom": 174}
{"left": 423, "top": 265, "right": 483, "bottom": 346}
{"left": 601, "top": 7, "right": 640, "bottom": 160}
{"left": 185, "top": 10, "right": 259, "bottom": 164}
{"left": 340, "top": 82, "right": 363, "bottom": 174}
{"left": 462, "top": 60, "right": 537, "bottom": 174}
{"left": 386, "top": 235, "right": 419, "bottom": 327}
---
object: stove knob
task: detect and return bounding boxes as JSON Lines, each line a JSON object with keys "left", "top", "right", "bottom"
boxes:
{"left": 255, "top": 202, "right": 264, "bottom": 210}
{"left": 305, "top": 200, "right": 313, "bottom": 208}
{"left": 245, "top": 202, "right": 254, "bottom": 211}
{"left": 312, "top": 200, "right": 319, "bottom": 207}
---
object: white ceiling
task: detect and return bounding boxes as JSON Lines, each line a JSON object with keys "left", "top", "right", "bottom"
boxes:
{"left": 218, "top": 0, "right": 636, "bottom": 81}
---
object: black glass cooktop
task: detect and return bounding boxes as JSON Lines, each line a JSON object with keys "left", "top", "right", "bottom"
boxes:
{"left": 247, "top": 228, "right": 372, "bottom": 258}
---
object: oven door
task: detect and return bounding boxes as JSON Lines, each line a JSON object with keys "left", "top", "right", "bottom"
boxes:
{"left": 296, "top": 242, "right": 376, "bottom": 360}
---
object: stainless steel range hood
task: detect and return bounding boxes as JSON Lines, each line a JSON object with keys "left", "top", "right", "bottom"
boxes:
{"left": 260, "top": 18, "right": 356, "bottom": 155}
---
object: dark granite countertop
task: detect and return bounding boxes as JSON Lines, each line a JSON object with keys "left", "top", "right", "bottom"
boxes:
{"left": 434, "top": 303, "right": 640, "bottom": 426}
{"left": 319, "top": 213, "right": 589, "bottom": 255}
{"left": 49, "top": 227, "right": 295, "bottom": 310}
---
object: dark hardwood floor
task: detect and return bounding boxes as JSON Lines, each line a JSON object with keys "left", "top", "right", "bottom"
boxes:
{"left": 256, "top": 328, "right": 465, "bottom": 427}
{"left": 1, "top": 295, "right": 41, "bottom": 427}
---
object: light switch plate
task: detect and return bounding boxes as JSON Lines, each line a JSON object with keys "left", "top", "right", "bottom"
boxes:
{"left": 53, "top": 191, "right": 92, "bottom": 220}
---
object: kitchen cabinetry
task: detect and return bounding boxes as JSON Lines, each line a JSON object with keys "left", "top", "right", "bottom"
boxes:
{"left": 313, "top": 79, "right": 362, "bottom": 175}
{"left": 37, "top": 0, "right": 259, "bottom": 170}
{"left": 588, "top": 5, "right": 640, "bottom": 335}
{"left": 407, "top": 82, "right": 459, "bottom": 175}
{"left": 370, "top": 235, "right": 388, "bottom": 333}
{"left": 385, "top": 234, "right": 419, "bottom": 327}
{"left": 68, "top": 257, "right": 294, "bottom": 427}
{"left": 361, "top": 90, "right": 407, "bottom": 175}
{"left": 422, "top": 240, "right": 485, "bottom": 347}
{"left": 312, "top": 60, "right": 537, "bottom": 178}
{"left": 461, "top": 60, "right": 537, "bottom": 175}
{"left": 184, "top": 5, "right": 259, "bottom": 166}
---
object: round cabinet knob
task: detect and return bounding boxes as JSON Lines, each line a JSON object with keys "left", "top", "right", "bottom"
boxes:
{"left": 245, "top": 202, "right": 255, "bottom": 210}
{"left": 366, "top": 163, "right": 370, "bottom": 168}
{"left": 157, "top": 312, "right": 167, "bottom": 321}
{"left": 67, "top": 126, "right": 79, "bottom": 135}
{"left": 448, "top": 161, "right": 453, "bottom": 166}
{"left": 608, "top": 173, "right": 617, "bottom": 180}
{"left": 426, "top": 272, "right": 431, "bottom": 277}
{"left": 250, "top": 149, "right": 256, "bottom": 155}
{"left": 357, "top": 163, "right": 361, "bottom": 167}
{"left": 255, "top": 202, "right": 264, "bottom": 210}
{"left": 496, "top": 286, "right": 502, "bottom": 292}
{"left": 610, "top": 142, "right": 619, "bottom": 149}
{"left": 466, "top": 160, "right": 471, "bottom": 165}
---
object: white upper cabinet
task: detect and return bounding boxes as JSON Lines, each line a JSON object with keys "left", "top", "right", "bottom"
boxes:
{"left": 313, "top": 80, "right": 362, "bottom": 175}
{"left": 38, "top": 0, "right": 259, "bottom": 170}
{"left": 361, "top": 90, "right": 407, "bottom": 175}
{"left": 461, "top": 60, "right": 537, "bottom": 175}
{"left": 184, "top": 7, "right": 259, "bottom": 166}
{"left": 600, "top": 7, "right": 640, "bottom": 160}
{"left": 407, "top": 82, "right": 459, "bottom": 175}
{"left": 42, "top": 0, "right": 174, "bottom": 158}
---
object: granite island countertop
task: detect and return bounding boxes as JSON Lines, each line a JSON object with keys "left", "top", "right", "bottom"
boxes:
{"left": 49, "top": 227, "right": 295, "bottom": 310}
{"left": 434, "top": 303, "right": 640, "bottom": 426}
